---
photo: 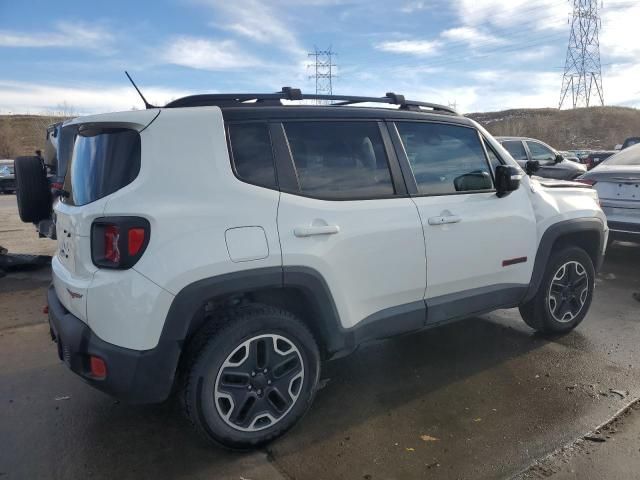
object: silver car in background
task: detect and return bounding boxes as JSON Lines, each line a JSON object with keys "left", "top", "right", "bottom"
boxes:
{"left": 578, "top": 143, "right": 640, "bottom": 244}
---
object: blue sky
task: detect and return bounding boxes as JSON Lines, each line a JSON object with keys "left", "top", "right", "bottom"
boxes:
{"left": 1, "top": 0, "right": 639, "bottom": 114}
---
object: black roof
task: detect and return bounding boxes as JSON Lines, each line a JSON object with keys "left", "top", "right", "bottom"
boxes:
{"left": 220, "top": 105, "right": 474, "bottom": 127}
{"left": 163, "top": 87, "right": 460, "bottom": 117}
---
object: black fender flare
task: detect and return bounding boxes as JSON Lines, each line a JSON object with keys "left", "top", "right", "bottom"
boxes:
{"left": 522, "top": 217, "right": 605, "bottom": 303}
{"left": 160, "top": 266, "right": 347, "bottom": 353}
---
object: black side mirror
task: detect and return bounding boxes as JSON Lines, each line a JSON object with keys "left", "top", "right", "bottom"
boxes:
{"left": 555, "top": 154, "right": 564, "bottom": 164}
{"left": 525, "top": 160, "right": 540, "bottom": 175}
{"left": 495, "top": 165, "right": 523, "bottom": 197}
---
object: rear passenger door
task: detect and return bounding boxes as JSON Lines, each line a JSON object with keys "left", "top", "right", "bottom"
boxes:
{"left": 390, "top": 121, "right": 536, "bottom": 323}
{"left": 275, "top": 120, "right": 427, "bottom": 331}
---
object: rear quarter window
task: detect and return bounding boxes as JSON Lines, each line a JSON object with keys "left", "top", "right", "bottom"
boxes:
{"left": 66, "top": 128, "right": 141, "bottom": 206}
{"left": 227, "top": 123, "right": 277, "bottom": 189}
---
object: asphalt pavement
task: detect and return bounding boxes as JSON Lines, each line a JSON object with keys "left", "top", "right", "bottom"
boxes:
{"left": 1, "top": 193, "right": 639, "bottom": 479}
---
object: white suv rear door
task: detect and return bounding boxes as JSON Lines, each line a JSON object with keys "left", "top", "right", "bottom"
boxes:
{"left": 275, "top": 120, "right": 426, "bottom": 330}
{"left": 390, "top": 121, "right": 537, "bottom": 322}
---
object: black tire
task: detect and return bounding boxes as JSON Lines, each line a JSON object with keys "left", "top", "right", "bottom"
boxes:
{"left": 519, "top": 246, "right": 595, "bottom": 334}
{"left": 14, "top": 156, "right": 51, "bottom": 223}
{"left": 182, "top": 304, "right": 320, "bottom": 449}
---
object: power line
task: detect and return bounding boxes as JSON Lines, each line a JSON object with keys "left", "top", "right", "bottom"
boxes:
{"left": 308, "top": 47, "right": 337, "bottom": 103}
{"left": 559, "top": 0, "right": 605, "bottom": 108}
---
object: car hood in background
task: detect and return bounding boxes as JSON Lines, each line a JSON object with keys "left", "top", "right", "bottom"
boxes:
{"left": 582, "top": 164, "right": 640, "bottom": 181}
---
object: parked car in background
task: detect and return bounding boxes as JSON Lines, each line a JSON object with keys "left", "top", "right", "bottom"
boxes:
{"left": 558, "top": 151, "right": 581, "bottom": 163}
{"left": 0, "top": 160, "right": 15, "bottom": 193}
{"left": 14, "top": 120, "right": 72, "bottom": 239}
{"left": 578, "top": 143, "right": 640, "bottom": 244}
{"left": 567, "top": 150, "right": 593, "bottom": 161}
{"left": 584, "top": 150, "right": 617, "bottom": 170}
{"left": 622, "top": 137, "right": 640, "bottom": 150}
{"left": 496, "top": 137, "right": 587, "bottom": 180}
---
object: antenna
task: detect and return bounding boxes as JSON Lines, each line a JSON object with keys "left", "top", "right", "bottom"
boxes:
{"left": 125, "top": 71, "right": 157, "bottom": 109}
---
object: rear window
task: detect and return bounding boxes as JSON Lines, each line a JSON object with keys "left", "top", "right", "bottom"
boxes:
{"left": 66, "top": 128, "right": 141, "bottom": 206}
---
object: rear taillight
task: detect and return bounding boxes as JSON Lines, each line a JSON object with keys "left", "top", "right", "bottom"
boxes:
{"left": 104, "top": 225, "right": 121, "bottom": 263}
{"left": 91, "top": 217, "right": 150, "bottom": 269}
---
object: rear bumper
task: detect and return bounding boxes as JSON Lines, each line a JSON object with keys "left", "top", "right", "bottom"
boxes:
{"left": 47, "top": 285, "right": 180, "bottom": 404}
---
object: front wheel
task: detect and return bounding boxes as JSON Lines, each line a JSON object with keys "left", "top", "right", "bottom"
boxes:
{"left": 520, "top": 246, "right": 595, "bottom": 334}
{"left": 181, "top": 305, "right": 320, "bottom": 449}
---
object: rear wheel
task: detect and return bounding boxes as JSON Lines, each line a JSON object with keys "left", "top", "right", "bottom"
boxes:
{"left": 182, "top": 305, "right": 320, "bottom": 449}
{"left": 520, "top": 246, "right": 594, "bottom": 334}
{"left": 14, "top": 156, "right": 50, "bottom": 223}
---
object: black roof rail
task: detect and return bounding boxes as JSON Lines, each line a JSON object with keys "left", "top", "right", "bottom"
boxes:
{"left": 164, "top": 87, "right": 459, "bottom": 115}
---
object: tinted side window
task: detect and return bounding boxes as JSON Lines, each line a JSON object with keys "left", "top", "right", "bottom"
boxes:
{"left": 396, "top": 122, "right": 493, "bottom": 195}
{"left": 228, "top": 123, "right": 277, "bottom": 189}
{"left": 483, "top": 138, "right": 502, "bottom": 172}
{"left": 67, "top": 128, "right": 140, "bottom": 206}
{"left": 526, "top": 141, "right": 555, "bottom": 162}
{"left": 501, "top": 140, "right": 528, "bottom": 161}
{"left": 283, "top": 121, "right": 394, "bottom": 199}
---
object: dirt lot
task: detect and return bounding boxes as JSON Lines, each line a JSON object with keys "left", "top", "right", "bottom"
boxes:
{"left": 1, "top": 193, "right": 640, "bottom": 479}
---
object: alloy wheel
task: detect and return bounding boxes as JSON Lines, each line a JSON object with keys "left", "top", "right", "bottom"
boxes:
{"left": 547, "top": 260, "right": 589, "bottom": 323}
{"left": 214, "top": 334, "right": 305, "bottom": 432}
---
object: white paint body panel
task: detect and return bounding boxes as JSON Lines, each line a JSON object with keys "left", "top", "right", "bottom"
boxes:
{"left": 50, "top": 107, "right": 607, "bottom": 352}
{"left": 277, "top": 194, "right": 425, "bottom": 329}
{"left": 414, "top": 185, "right": 537, "bottom": 299}
{"left": 225, "top": 227, "right": 270, "bottom": 262}
{"left": 52, "top": 107, "right": 280, "bottom": 349}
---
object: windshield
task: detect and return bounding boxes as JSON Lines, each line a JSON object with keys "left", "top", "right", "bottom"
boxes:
{"left": 66, "top": 128, "right": 141, "bottom": 206}
{"left": 602, "top": 143, "right": 640, "bottom": 166}
{"left": 0, "top": 165, "right": 14, "bottom": 175}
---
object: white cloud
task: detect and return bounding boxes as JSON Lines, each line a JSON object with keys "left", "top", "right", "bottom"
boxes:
{"left": 600, "top": 3, "right": 640, "bottom": 60}
{"left": 450, "top": 0, "right": 567, "bottom": 31}
{"left": 375, "top": 39, "right": 441, "bottom": 56}
{"left": 441, "top": 27, "right": 503, "bottom": 46}
{"left": 400, "top": 1, "right": 429, "bottom": 13}
{"left": 198, "top": 0, "right": 305, "bottom": 56}
{"left": 0, "top": 80, "right": 193, "bottom": 115}
{"left": 0, "top": 22, "right": 114, "bottom": 52}
{"left": 163, "top": 37, "right": 261, "bottom": 71}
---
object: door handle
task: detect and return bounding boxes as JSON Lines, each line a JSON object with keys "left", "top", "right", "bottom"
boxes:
{"left": 294, "top": 225, "right": 340, "bottom": 237}
{"left": 427, "top": 215, "right": 461, "bottom": 226}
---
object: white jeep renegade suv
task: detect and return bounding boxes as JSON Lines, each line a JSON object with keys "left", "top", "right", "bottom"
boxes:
{"left": 47, "top": 89, "right": 607, "bottom": 448}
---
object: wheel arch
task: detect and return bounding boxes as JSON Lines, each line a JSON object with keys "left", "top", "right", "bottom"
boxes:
{"left": 161, "top": 266, "right": 347, "bottom": 362}
{"left": 523, "top": 218, "right": 605, "bottom": 303}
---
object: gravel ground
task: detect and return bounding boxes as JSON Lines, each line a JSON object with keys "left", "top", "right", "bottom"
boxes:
{"left": 2, "top": 193, "right": 640, "bottom": 479}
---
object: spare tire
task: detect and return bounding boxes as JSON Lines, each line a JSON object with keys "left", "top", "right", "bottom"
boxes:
{"left": 14, "top": 156, "right": 51, "bottom": 223}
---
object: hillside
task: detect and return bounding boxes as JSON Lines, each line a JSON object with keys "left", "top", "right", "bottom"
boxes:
{"left": 468, "top": 106, "right": 640, "bottom": 150}
{"left": 2, "top": 106, "right": 639, "bottom": 158}
{"left": 0, "top": 114, "right": 65, "bottom": 158}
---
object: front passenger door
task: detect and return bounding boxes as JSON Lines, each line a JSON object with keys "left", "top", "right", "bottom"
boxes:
{"left": 392, "top": 121, "right": 537, "bottom": 323}
{"left": 525, "top": 141, "right": 563, "bottom": 179}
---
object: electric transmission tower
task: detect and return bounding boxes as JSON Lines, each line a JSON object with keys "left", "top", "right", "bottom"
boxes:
{"left": 308, "top": 47, "right": 336, "bottom": 103}
{"left": 559, "top": 0, "right": 604, "bottom": 109}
